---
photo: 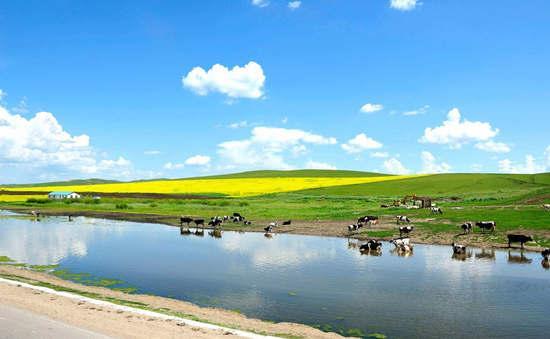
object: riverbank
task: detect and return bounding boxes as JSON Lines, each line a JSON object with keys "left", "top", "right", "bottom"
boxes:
{"left": 0, "top": 265, "right": 342, "bottom": 339}
{"left": 3, "top": 206, "right": 548, "bottom": 252}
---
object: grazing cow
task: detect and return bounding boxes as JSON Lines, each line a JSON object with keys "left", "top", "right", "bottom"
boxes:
{"left": 223, "top": 215, "right": 229, "bottom": 221}
{"left": 233, "top": 212, "right": 243, "bottom": 218}
{"left": 194, "top": 219, "right": 205, "bottom": 227}
{"left": 399, "top": 226, "right": 414, "bottom": 237}
{"left": 396, "top": 216, "right": 411, "bottom": 224}
{"left": 460, "top": 222, "right": 473, "bottom": 234}
{"left": 208, "top": 219, "right": 222, "bottom": 227}
{"left": 282, "top": 220, "right": 292, "bottom": 226}
{"left": 475, "top": 221, "right": 496, "bottom": 232}
{"left": 542, "top": 248, "right": 550, "bottom": 259}
{"left": 452, "top": 243, "right": 467, "bottom": 254}
{"left": 347, "top": 223, "right": 363, "bottom": 232}
{"left": 244, "top": 220, "right": 252, "bottom": 225}
{"left": 180, "top": 216, "right": 193, "bottom": 226}
{"left": 543, "top": 204, "right": 550, "bottom": 210}
{"left": 431, "top": 207, "right": 443, "bottom": 214}
{"left": 507, "top": 234, "right": 533, "bottom": 249}
{"left": 360, "top": 240, "right": 382, "bottom": 252}
{"left": 358, "top": 216, "right": 378, "bottom": 224}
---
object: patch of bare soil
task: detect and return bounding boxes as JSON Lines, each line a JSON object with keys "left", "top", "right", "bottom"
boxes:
{"left": 0, "top": 266, "right": 343, "bottom": 339}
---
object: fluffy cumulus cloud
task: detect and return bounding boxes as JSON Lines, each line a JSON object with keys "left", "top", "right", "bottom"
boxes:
{"left": 498, "top": 155, "right": 546, "bottom": 174}
{"left": 383, "top": 158, "right": 410, "bottom": 174}
{"left": 306, "top": 161, "right": 336, "bottom": 170}
{"left": 288, "top": 1, "right": 301, "bottom": 10}
{"left": 420, "top": 151, "right": 451, "bottom": 174}
{"left": 251, "top": 0, "right": 269, "bottom": 7}
{"left": 390, "top": 0, "right": 418, "bottom": 11}
{"left": 342, "top": 133, "right": 383, "bottom": 154}
{"left": 0, "top": 104, "right": 131, "bottom": 180}
{"left": 182, "top": 62, "right": 265, "bottom": 99}
{"left": 420, "top": 108, "right": 499, "bottom": 149}
{"left": 185, "top": 155, "right": 211, "bottom": 166}
{"left": 475, "top": 140, "right": 511, "bottom": 153}
{"left": 217, "top": 126, "right": 337, "bottom": 170}
{"left": 360, "top": 103, "right": 383, "bottom": 113}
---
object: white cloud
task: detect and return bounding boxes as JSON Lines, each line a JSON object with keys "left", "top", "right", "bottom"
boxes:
{"left": 360, "top": 103, "right": 383, "bottom": 113}
{"left": 182, "top": 61, "right": 265, "bottom": 99}
{"left": 420, "top": 108, "right": 499, "bottom": 149}
{"left": 163, "top": 162, "right": 185, "bottom": 170}
{"left": 252, "top": 0, "right": 269, "bottom": 7}
{"left": 185, "top": 155, "right": 211, "bottom": 166}
{"left": 370, "top": 151, "right": 389, "bottom": 158}
{"left": 306, "top": 161, "right": 336, "bottom": 170}
{"left": 498, "top": 155, "right": 545, "bottom": 174}
{"left": 0, "top": 89, "right": 5, "bottom": 101}
{"left": 228, "top": 121, "right": 248, "bottom": 129}
{"left": 0, "top": 104, "right": 131, "bottom": 179}
{"left": 342, "top": 133, "right": 383, "bottom": 154}
{"left": 420, "top": 151, "right": 451, "bottom": 174}
{"left": 403, "top": 105, "right": 429, "bottom": 116}
{"left": 383, "top": 158, "right": 410, "bottom": 174}
{"left": 475, "top": 140, "right": 511, "bottom": 153}
{"left": 144, "top": 150, "right": 161, "bottom": 155}
{"left": 390, "top": 0, "right": 418, "bottom": 11}
{"left": 288, "top": 1, "right": 301, "bottom": 10}
{"left": 218, "top": 126, "right": 336, "bottom": 170}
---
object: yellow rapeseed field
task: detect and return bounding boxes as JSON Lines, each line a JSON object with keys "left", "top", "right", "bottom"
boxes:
{"left": 3, "top": 176, "right": 416, "bottom": 197}
{"left": 0, "top": 195, "right": 47, "bottom": 202}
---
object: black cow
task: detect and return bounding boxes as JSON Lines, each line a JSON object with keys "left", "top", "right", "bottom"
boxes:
{"left": 507, "top": 234, "right": 533, "bottom": 249}
{"left": 194, "top": 219, "right": 205, "bottom": 227}
{"left": 180, "top": 216, "right": 193, "bottom": 226}
{"left": 475, "top": 221, "right": 496, "bottom": 232}
{"left": 233, "top": 212, "right": 242, "bottom": 218}
{"left": 208, "top": 219, "right": 222, "bottom": 227}
{"left": 460, "top": 222, "right": 473, "bottom": 234}
{"left": 507, "top": 251, "right": 532, "bottom": 264}
{"left": 282, "top": 220, "right": 292, "bottom": 226}
{"left": 399, "top": 225, "right": 414, "bottom": 237}
{"left": 542, "top": 248, "right": 550, "bottom": 259}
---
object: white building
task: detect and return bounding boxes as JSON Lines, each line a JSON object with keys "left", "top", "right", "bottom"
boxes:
{"left": 48, "top": 191, "right": 81, "bottom": 200}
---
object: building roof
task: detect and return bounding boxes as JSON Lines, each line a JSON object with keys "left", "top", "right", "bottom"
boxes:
{"left": 48, "top": 191, "right": 78, "bottom": 195}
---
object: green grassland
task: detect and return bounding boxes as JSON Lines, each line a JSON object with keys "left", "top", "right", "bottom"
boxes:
{"left": 1, "top": 171, "right": 549, "bottom": 248}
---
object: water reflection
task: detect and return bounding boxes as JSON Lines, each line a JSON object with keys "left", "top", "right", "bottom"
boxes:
{"left": 507, "top": 250, "right": 533, "bottom": 264}
{"left": 0, "top": 213, "right": 549, "bottom": 339}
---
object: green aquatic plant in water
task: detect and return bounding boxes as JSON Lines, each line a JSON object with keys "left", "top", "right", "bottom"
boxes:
{"left": 51, "top": 268, "right": 135, "bottom": 292}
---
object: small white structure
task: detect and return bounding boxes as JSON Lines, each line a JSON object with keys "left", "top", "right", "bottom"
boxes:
{"left": 48, "top": 191, "right": 81, "bottom": 200}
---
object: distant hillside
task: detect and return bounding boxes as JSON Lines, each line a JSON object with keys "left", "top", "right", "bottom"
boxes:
{"left": 2, "top": 178, "right": 120, "bottom": 188}
{"left": 292, "top": 173, "right": 550, "bottom": 198}
{"left": 191, "top": 170, "right": 390, "bottom": 179}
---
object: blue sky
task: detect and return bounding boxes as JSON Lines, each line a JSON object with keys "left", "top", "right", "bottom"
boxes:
{"left": 0, "top": 0, "right": 549, "bottom": 183}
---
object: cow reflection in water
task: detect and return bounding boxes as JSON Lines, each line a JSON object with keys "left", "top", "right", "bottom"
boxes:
{"left": 208, "top": 229, "right": 223, "bottom": 239}
{"left": 347, "top": 238, "right": 361, "bottom": 250}
{"left": 180, "top": 226, "right": 192, "bottom": 235}
{"left": 452, "top": 251, "right": 473, "bottom": 261}
{"left": 542, "top": 259, "right": 550, "bottom": 270}
{"left": 475, "top": 249, "right": 496, "bottom": 261}
{"left": 507, "top": 250, "right": 532, "bottom": 264}
{"left": 390, "top": 247, "right": 414, "bottom": 258}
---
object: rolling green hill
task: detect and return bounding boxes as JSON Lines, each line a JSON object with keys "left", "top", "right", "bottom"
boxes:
{"left": 2, "top": 178, "right": 120, "bottom": 188}
{"left": 291, "top": 173, "right": 550, "bottom": 198}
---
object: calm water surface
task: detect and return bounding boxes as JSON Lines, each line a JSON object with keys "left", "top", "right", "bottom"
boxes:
{"left": 0, "top": 213, "right": 548, "bottom": 338}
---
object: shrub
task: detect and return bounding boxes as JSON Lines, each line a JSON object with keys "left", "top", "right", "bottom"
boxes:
{"left": 115, "top": 203, "right": 129, "bottom": 209}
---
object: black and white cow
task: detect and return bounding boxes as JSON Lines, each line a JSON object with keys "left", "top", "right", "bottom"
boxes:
{"left": 396, "top": 215, "right": 411, "bottom": 224}
{"left": 208, "top": 219, "right": 222, "bottom": 227}
{"left": 542, "top": 248, "right": 550, "bottom": 259}
{"left": 476, "top": 221, "right": 496, "bottom": 232}
{"left": 452, "top": 243, "right": 467, "bottom": 254}
{"left": 193, "top": 219, "right": 205, "bottom": 227}
{"left": 390, "top": 237, "right": 411, "bottom": 247}
{"left": 358, "top": 216, "right": 378, "bottom": 225}
{"left": 264, "top": 225, "right": 274, "bottom": 233}
{"left": 399, "top": 225, "right": 414, "bottom": 237}
{"left": 431, "top": 207, "right": 443, "bottom": 214}
{"left": 507, "top": 234, "right": 533, "bottom": 249}
{"left": 244, "top": 220, "right": 252, "bottom": 225}
{"left": 347, "top": 223, "right": 363, "bottom": 232}
{"left": 360, "top": 240, "right": 382, "bottom": 252}
{"left": 460, "top": 222, "right": 473, "bottom": 234}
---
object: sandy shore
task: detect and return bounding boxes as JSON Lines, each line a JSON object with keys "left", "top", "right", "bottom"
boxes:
{"left": 0, "top": 265, "right": 342, "bottom": 339}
